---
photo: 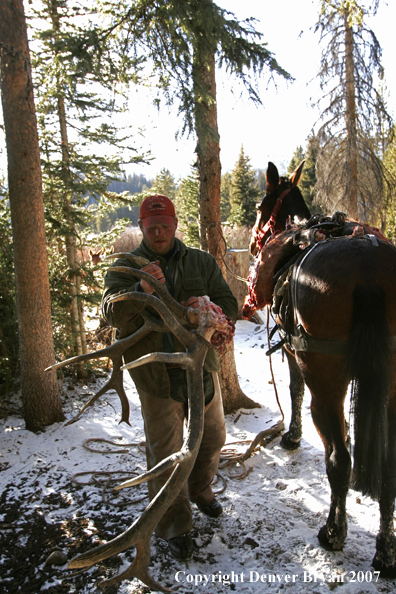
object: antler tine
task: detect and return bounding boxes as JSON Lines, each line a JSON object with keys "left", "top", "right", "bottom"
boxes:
{"left": 97, "top": 544, "right": 173, "bottom": 592}
{"left": 46, "top": 312, "right": 167, "bottom": 426}
{"left": 68, "top": 334, "right": 209, "bottom": 590}
{"left": 44, "top": 311, "right": 166, "bottom": 373}
{"left": 122, "top": 351, "right": 191, "bottom": 373}
{"left": 65, "top": 370, "right": 131, "bottom": 427}
{"left": 68, "top": 464, "right": 193, "bottom": 591}
{"left": 112, "top": 351, "right": 196, "bottom": 490}
{"left": 108, "top": 266, "right": 198, "bottom": 327}
{"left": 109, "top": 290, "right": 199, "bottom": 350}
{"left": 104, "top": 252, "right": 150, "bottom": 267}
{"left": 114, "top": 446, "right": 191, "bottom": 490}
{"left": 241, "top": 420, "right": 285, "bottom": 461}
{"left": 97, "top": 548, "right": 173, "bottom": 592}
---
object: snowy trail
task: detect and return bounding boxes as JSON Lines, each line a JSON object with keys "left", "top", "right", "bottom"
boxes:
{"left": 0, "top": 320, "right": 394, "bottom": 593}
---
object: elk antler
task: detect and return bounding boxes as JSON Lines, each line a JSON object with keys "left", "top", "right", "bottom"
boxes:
{"left": 105, "top": 252, "right": 150, "bottom": 267}
{"left": 45, "top": 310, "right": 167, "bottom": 425}
{"left": 48, "top": 264, "right": 234, "bottom": 591}
{"left": 106, "top": 265, "right": 198, "bottom": 326}
{"left": 45, "top": 257, "right": 198, "bottom": 425}
{"left": 67, "top": 289, "right": 232, "bottom": 591}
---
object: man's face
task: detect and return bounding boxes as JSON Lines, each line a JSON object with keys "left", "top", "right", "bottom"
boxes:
{"left": 139, "top": 218, "right": 178, "bottom": 255}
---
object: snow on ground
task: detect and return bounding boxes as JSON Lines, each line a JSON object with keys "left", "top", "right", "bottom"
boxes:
{"left": 0, "top": 319, "right": 394, "bottom": 594}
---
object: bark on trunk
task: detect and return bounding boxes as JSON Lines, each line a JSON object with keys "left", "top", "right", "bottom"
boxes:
{"left": 52, "top": 0, "right": 87, "bottom": 366}
{"left": 344, "top": 11, "right": 359, "bottom": 220}
{"left": 0, "top": 0, "right": 64, "bottom": 430}
{"left": 193, "top": 34, "right": 258, "bottom": 413}
{"left": 224, "top": 249, "right": 250, "bottom": 318}
{"left": 58, "top": 95, "right": 86, "bottom": 360}
{"left": 218, "top": 343, "right": 259, "bottom": 415}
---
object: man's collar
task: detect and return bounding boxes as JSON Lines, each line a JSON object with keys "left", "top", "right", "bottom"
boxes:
{"left": 163, "top": 241, "right": 178, "bottom": 261}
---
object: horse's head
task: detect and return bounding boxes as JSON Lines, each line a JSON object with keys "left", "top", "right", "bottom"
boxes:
{"left": 249, "top": 160, "right": 310, "bottom": 257}
{"left": 243, "top": 228, "right": 302, "bottom": 319}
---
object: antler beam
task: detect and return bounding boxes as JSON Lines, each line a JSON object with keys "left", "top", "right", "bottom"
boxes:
{"left": 68, "top": 332, "right": 209, "bottom": 591}
{"left": 49, "top": 264, "right": 234, "bottom": 591}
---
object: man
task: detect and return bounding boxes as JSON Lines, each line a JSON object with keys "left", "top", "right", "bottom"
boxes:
{"left": 101, "top": 194, "right": 238, "bottom": 561}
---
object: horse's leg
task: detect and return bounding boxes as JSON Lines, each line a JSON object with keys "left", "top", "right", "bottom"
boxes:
{"left": 280, "top": 350, "right": 305, "bottom": 450}
{"left": 304, "top": 357, "right": 351, "bottom": 550}
{"left": 372, "top": 404, "right": 396, "bottom": 577}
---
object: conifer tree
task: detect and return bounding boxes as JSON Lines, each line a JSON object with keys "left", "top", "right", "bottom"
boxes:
{"left": 383, "top": 125, "right": 396, "bottom": 240}
{"left": 314, "top": 0, "right": 394, "bottom": 222}
{"left": 229, "top": 146, "right": 261, "bottom": 227}
{"left": 0, "top": 184, "right": 18, "bottom": 395}
{"left": 174, "top": 167, "right": 200, "bottom": 248}
{"left": 151, "top": 168, "right": 177, "bottom": 200}
{"left": 301, "top": 135, "right": 320, "bottom": 212}
{"left": 82, "top": 0, "right": 289, "bottom": 242}
{"left": 220, "top": 172, "right": 232, "bottom": 222}
{"left": 255, "top": 169, "right": 267, "bottom": 193}
{"left": 287, "top": 140, "right": 319, "bottom": 213}
{"left": 287, "top": 146, "right": 305, "bottom": 176}
{"left": 29, "top": 0, "right": 146, "bottom": 365}
{"left": 0, "top": 0, "right": 64, "bottom": 430}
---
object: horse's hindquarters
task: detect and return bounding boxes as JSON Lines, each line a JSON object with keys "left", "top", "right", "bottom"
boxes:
{"left": 292, "top": 238, "right": 396, "bottom": 342}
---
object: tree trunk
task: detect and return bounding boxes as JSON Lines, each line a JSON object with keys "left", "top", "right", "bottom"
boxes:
{"left": 224, "top": 249, "right": 250, "bottom": 318}
{"left": 52, "top": 0, "right": 88, "bottom": 367}
{"left": 58, "top": 96, "right": 87, "bottom": 364}
{"left": 0, "top": 0, "right": 65, "bottom": 431}
{"left": 344, "top": 11, "right": 359, "bottom": 220}
{"left": 193, "top": 32, "right": 258, "bottom": 413}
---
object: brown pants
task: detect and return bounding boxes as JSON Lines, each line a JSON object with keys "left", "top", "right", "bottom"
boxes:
{"left": 137, "top": 373, "right": 226, "bottom": 540}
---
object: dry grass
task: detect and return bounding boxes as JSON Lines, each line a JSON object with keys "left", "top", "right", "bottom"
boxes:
{"left": 112, "top": 226, "right": 142, "bottom": 252}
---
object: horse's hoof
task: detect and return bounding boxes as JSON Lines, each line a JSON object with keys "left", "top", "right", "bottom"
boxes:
{"left": 372, "top": 552, "right": 396, "bottom": 578}
{"left": 372, "top": 533, "right": 396, "bottom": 577}
{"left": 280, "top": 433, "right": 300, "bottom": 450}
{"left": 318, "top": 526, "right": 344, "bottom": 551}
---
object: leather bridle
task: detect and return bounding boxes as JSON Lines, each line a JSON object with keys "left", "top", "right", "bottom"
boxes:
{"left": 252, "top": 189, "right": 291, "bottom": 252}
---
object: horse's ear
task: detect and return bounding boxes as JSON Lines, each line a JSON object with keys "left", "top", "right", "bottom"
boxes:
{"left": 266, "top": 162, "right": 279, "bottom": 193}
{"left": 289, "top": 159, "right": 305, "bottom": 187}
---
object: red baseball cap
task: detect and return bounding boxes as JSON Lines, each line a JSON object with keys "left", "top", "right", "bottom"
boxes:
{"left": 139, "top": 194, "right": 176, "bottom": 228}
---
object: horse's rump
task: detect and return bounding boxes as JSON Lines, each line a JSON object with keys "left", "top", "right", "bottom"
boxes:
{"left": 291, "top": 238, "right": 396, "bottom": 499}
{"left": 292, "top": 237, "right": 396, "bottom": 340}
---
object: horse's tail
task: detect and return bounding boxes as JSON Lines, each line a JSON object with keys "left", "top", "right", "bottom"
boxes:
{"left": 345, "top": 285, "right": 392, "bottom": 499}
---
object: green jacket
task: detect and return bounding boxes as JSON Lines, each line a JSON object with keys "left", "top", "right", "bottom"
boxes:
{"left": 101, "top": 238, "right": 238, "bottom": 398}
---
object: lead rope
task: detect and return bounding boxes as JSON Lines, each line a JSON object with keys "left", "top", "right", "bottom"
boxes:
{"left": 71, "top": 435, "right": 255, "bottom": 506}
{"left": 70, "top": 304, "right": 286, "bottom": 495}
{"left": 241, "top": 306, "right": 285, "bottom": 461}
{"left": 216, "top": 224, "right": 249, "bottom": 283}
{"left": 266, "top": 306, "right": 285, "bottom": 424}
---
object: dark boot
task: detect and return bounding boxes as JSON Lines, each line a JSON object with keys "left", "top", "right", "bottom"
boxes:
{"left": 168, "top": 533, "right": 193, "bottom": 561}
{"left": 196, "top": 498, "right": 223, "bottom": 518}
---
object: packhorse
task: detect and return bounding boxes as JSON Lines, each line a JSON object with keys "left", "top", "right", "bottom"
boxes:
{"left": 244, "top": 162, "right": 396, "bottom": 576}
{"left": 250, "top": 160, "right": 388, "bottom": 257}
{"left": 249, "top": 160, "right": 310, "bottom": 257}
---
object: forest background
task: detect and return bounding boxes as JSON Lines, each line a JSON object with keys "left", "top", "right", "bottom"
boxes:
{"left": 1, "top": 0, "right": 396, "bottom": 428}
